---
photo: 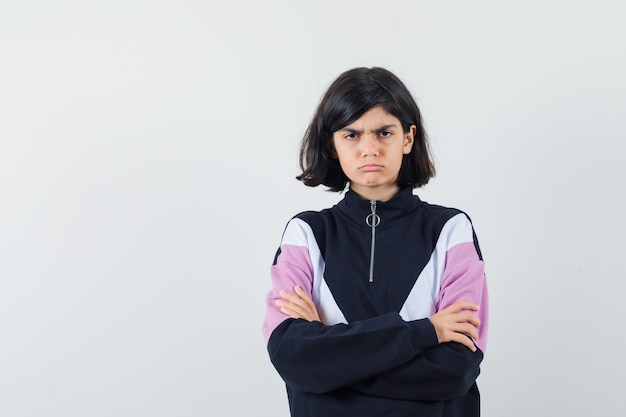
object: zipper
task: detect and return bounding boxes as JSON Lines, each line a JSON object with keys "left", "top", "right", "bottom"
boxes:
{"left": 366, "top": 200, "right": 380, "bottom": 283}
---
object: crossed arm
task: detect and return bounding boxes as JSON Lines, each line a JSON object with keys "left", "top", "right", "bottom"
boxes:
{"left": 276, "top": 286, "right": 481, "bottom": 352}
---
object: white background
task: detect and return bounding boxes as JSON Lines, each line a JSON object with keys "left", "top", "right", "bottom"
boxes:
{"left": 1, "top": 1, "right": 625, "bottom": 416}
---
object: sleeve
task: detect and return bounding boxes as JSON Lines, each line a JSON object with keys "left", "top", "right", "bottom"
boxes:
{"left": 269, "top": 314, "right": 440, "bottom": 394}
{"left": 350, "top": 342, "right": 483, "bottom": 401}
{"left": 349, "top": 213, "right": 489, "bottom": 401}
{"left": 262, "top": 217, "right": 441, "bottom": 394}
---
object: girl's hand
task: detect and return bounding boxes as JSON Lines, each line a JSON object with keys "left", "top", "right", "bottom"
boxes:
{"left": 429, "top": 301, "right": 481, "bottom": 352}
{"left": 275, "top": 286, "right": 321, "bottom": 323}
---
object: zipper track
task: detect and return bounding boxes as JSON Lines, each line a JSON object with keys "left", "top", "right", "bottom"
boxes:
{"left": 366, "top": 201, "right": 380, "bottom": 283}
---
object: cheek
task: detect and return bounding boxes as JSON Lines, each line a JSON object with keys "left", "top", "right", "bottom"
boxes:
{"left": 336, "top": 153, "right": 353, "bottom": 169}
{"left": 334, "top": 146, "right": 354, "bottom": 163}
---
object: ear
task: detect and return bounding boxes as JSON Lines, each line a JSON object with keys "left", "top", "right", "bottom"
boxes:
{"left": 403, "top": 125, "right": 416, "bottom": 154}
{"left": 327, "top": 133, "right": 338, "bottom": 158}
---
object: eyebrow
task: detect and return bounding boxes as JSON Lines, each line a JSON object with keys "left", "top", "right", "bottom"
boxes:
{"left": 339, "top": 124, "right": 398, "bottom": 134}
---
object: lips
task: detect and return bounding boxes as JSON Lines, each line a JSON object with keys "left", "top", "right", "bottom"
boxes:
{"left": 360, "top": 164, "right": 383, "bottom": 172}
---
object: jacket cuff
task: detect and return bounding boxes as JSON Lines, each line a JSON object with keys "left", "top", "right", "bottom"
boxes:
{"left": 408, "top": 318, "right": 439, "bottom": 353}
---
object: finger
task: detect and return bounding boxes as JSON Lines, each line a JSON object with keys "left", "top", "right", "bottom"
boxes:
{"left": 294, "top": 285, "right": 308, "bottom": 297}
{"left": 455, "top": 324, "right": 479, "bottom": 342}
{"left": 442, "top": 311, "right": 480, "bottom": 330}
{"left": 278, "top": 290, "right": 298, "bottom": 301}
{"left": 448, "top": 318, "right": 478, "bottom": 335}
{"left": 280, "top": 288, "right": 312, "bottom": 304}
{"left": 276, "top": 288, "right": 320, "bottom": 323}
{"left": 280, "top": 306, "right": 305, "bottom": 320}
{"left": 294, "top": 286, "right": 315, "bottom": 306}
{"left": 290, "top": 287, "right": 318, "bottom": 319}
{"left": 277, "top": 296, "right": 318, "bottom": 321}
{"left": 279, "top": 290, "right": 309, "bottom": 309}
{"left": 441, "top": 301, "right": 479, "bottom": 315}
{"left": 276, "top": 299, "right": 302, "bottom": 310}
{"left": 280, "top": 303, "right": 310, "bottom": 320}
{"left": 286, "top": 299, "right": 310, "bottom": 316}
{"left": 460, "top": 336, "right": 477, "bottom": 352}
{"left": 455, "top": 311, "right": 481, "bottom": 328}
{"left": 451, "top": 332, "right": 477, "bottom": 352}
{"left": 468, "top": 315, "right": 481, "bottom": 328}
{"left": 447, "top": 301, "right": 480, "bottom": 312}
{"left": 276, "top": 298, "right": 304, "bottom": 314}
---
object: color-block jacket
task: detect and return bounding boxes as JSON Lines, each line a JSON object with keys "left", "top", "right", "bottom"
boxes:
{"left": 263, "top": 187, "right": 489, "bottom": 417}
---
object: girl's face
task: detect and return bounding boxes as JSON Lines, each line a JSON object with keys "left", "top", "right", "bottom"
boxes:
{"left": 331, "top": 105, "right": 415, "bottom": 202}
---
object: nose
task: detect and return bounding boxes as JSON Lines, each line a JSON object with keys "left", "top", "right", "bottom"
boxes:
{"left": 360, "top": 134, "right": 379, "bottom": 157}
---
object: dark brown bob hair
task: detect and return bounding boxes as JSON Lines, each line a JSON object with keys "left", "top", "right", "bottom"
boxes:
{"left": 296, "top": 67, "right": 435, "bottom": 192}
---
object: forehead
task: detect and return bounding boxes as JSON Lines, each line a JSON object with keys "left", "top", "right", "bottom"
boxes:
{"left": 340, "top": 105, "right": 401, "bottom": 129}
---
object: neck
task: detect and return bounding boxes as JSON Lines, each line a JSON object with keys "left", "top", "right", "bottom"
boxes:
{"left": 350, "top": 184, "right": 401, "bottom": 202}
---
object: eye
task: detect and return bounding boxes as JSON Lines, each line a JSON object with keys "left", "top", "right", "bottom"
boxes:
{"left": 380, "top": 131, "right": 392, "bottom": 138}
{"left": 345, "top": 133, "right": 357, "bottom": 140}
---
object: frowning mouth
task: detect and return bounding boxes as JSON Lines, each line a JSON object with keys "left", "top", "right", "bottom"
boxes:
{"left": 359, "top": 164, "right": 383, "bottom": 172}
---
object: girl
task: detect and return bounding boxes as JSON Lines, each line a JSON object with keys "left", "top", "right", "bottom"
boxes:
{"left": 262, "top": 67, "right": 488, "bottom": 417}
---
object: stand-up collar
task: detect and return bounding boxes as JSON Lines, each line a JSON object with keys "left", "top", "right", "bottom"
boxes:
{"left": 336, "top": 186, "right": 420, "bottom": 228}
